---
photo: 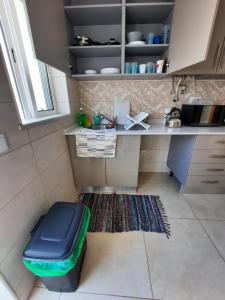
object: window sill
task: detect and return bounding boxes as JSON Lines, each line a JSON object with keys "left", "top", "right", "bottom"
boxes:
{"left": 19, "top": 113, "right": 72, "bottom": 129}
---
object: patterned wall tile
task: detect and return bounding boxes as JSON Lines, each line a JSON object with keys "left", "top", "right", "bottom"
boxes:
{"left": 78, "top": 79, "right": 225, "bottom": 119}
{"left": 79, "top": 81, "right": 111, "bottom": 103}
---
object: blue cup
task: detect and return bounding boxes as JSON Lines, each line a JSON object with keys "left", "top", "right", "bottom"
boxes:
{"left": 147, "top": 62, "right": 154, "bottom": 73}
{"left": 131, "top": 62, "right": 138, "bottom": 74}
{"left": 162, "top": 25, "right": 170, "bottom": 44}
{"left": 146, "top": 32, "right": 154, "bottom": 44}
{"left": 153, "top": 35, "right": 162, "bottom": 44}
{"left": 125, "top": 62, "right": 131, "bottom": 74}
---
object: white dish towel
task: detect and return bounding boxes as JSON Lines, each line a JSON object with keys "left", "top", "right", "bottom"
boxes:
{"left": 76, "top": 128, "right": 117, "bottom": 158}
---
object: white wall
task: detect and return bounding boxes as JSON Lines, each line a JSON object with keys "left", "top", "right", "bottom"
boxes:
{"left": 0, "top": 52, "right": 80, "bottom": 299}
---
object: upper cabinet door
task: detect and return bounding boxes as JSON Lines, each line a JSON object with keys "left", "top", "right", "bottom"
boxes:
{"left": 167, "top": 0, "right": 219, "bottom": 74}
{"left": 216, "top": 0, "right": 225, "bottom": 74}
{"left": 25, "top": 0, "right": 71, "bottom": 74}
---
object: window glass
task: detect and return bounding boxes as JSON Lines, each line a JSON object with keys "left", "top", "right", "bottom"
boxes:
{"left": 13, "top": 0, "right": 54, "bottom": 112}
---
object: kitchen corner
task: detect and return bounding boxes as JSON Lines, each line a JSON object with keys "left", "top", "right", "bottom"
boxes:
{"left": 65, "top": 77, "right": 225, "bottom": 194}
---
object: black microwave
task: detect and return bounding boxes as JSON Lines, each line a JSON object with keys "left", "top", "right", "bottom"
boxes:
{"left": 180, "top": 104, "right": 225, "bottom": 127}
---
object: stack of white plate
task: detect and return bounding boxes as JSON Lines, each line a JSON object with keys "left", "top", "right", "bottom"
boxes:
{"left": 100, "top": 68, "right": 120, "bottom": 74}
{"left": 85, "top": 70, "right": 97, "bottom": 74}
{"left": 128, "top": 41, "right": 146, "bottom": 46}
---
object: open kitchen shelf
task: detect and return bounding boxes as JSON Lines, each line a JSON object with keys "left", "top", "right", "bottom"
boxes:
{"left": 126, "top": 2, "right": 174, "bottom": 24}
{"left": 125, "top": 44, "right": 169, "bottom": 56}
{"left": 72, "top": 73, "right": 168, "bottom": 80}
{"left": 64, "top": 4, "right": 122, "bottom": 26}
{"left": 69, "top": 45, "right": 122, "bottom": 57}
{"left": 64, "top": 1, "right": 174, "bottom": 79}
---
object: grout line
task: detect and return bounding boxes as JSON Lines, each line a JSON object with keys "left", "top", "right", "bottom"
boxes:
{"left": 181, "top": 194, "right": 225, "bottom": 265}
{"left": 0, "top": 140, "right": 30, "bottom": 159}
{"left": 198, "top": 219, "right": 225, "bottom": 265}
{"left": 142, "top": 232, "right": 155, "bottom": 300}
{"left": 0, "top": 173, "right": 40, "bottom": 213}
{"left": 70, "top": 290, "right": 154, "bottom": 300}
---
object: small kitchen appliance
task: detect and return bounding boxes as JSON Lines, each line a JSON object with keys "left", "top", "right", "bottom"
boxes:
{"left": 181, "top": 104, "right": 225, "bottom": 126}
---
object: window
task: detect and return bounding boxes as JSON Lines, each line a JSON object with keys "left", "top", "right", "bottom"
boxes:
{"left": 0, "top": 0, "right": 59, "bottom": 124}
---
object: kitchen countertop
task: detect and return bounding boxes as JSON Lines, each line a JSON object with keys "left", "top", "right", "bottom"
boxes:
{"left": 65, "top": 121, "right": 225, "bottom": 136}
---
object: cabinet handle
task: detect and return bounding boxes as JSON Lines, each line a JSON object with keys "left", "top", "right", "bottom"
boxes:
{"left": 210, "top": 155, "right": 225, "bottom": 158}
{"left": 201, "top": 180, "right": 220, "bottom": 184}
{"left": 216, "top": 140, "right": 225, "bottom": 144}
{"left": 206, "top": 168, "right": 225, "bottom": 172}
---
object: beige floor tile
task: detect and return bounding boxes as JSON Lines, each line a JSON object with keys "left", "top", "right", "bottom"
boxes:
{"left": 184, "top": 194, "right": 225, "bottom": 220}
{"left": 160, "top": 192, "right": 195, "bottom": 219}
{"left": 78, "top": 232, "right": 152, "bottom": 299}
{"left": 29, "top": 287, "right": 59, "bottom": 300}
{"left": 60, "top": 292, "right": 151, "bottom": 300}
{"left": 138, "top": 173, "right": 179, "bottom": 195}
{"left": 144, "top": 219, "right": 225, "bottom": 300}
{"left": 138, "top": 173, "right": 194, "bottom": 219}
{"left": 201, "top": 220, "right": 225, "bottom": 260}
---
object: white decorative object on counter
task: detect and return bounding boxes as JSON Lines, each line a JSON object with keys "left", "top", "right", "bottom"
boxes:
{"left": 124, "top": 112, "right": 150, "bottom": 130}
{"left": 168, "top": 119, "right": 181, "bottom": 128}
{"left": 114, "top": 100, "right": 130, "bottom": 125}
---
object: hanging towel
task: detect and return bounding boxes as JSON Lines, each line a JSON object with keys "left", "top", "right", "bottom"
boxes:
{"left": 76, "top": 128, "right": 117, "bottom": 158}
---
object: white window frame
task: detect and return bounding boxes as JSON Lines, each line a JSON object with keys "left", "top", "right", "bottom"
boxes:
{"left": 0, "top": 0, "right": 58, "bottom": 124}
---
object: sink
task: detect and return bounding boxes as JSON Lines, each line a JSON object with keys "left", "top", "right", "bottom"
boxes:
{"left": 87, "top": 125, "right": 112, "bottom": 130}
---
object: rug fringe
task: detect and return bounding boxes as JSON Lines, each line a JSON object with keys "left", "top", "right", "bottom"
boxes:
{"left": 155, "top": 196, "right": 171, "bottom": 238}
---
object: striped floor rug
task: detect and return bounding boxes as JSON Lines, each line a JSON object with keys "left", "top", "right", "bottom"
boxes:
{"left": 79, "top": 193, "right": 170, "bottom": 237}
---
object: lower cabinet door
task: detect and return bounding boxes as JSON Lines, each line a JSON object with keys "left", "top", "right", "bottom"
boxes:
{"left": 106, "top": 136, "right": 141, "bottom": 187}
{"left": 184, "top": 175, "right": 225, "bottom": 194}
{"left": 68, "top": 136, "right": 106, "bottom": 188}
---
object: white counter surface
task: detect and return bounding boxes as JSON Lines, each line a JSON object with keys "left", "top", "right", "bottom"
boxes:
{"left": 65, "top": 122, "right": 225, "bottom": 136}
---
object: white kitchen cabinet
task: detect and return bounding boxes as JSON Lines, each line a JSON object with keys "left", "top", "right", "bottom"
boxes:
{"left": 167, "top": 0, "right": 220, "bottom": 74}
{"left": 25, "top": 0, "right": 72, "bottom": 74}
{"left": 167, "top": 135, "right": 225, "bottom": 194}
{"left": 106, "top": 136, "right": 141, "bottom": 187}
{"left": 68, "top": 136, "right": 107, "bottom": 187}
{"left": 68, "top": 135, "right": 141, "bottom": 189}
{"left": 168, "top": 0, "right": 225, "bottom": 75}
{"left": 25, "top": 0, "right": 225, "bottom": 78}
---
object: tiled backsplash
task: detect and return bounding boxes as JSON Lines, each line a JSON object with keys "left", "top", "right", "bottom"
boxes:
{"left": 78, "top": 79, "right": 225, "bottom": 119}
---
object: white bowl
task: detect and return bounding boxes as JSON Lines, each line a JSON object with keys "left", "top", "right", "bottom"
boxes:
{"left": 127, "top": 31, "right": 143, "bottom": 43}
{"left": 100, "top": 68, "right": 120, "bottom": 74}
{"left": 85, "top": 70, "right": 97, "bottom": 74}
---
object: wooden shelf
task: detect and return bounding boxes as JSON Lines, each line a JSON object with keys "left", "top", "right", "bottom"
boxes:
{"left": 64, "top": 1, "right": 173, "bottom": 80}
{"left": 69, "top": 45, "right": 121, "bottom": 57}
{"left": 71, "top": 73, "right": 168, "bottom": 80}
{"left": 64, "top": 4, "right": 122, "bottom": 26}
{"left": 122, "top": 73, "right": 168, "bottom": 80}
{"left": 126, "top": 2, "right": 174, "bottom": 24}
{"left": 72, "top": 73, "right": 122, "bottom": 80}
{"left": 125, "top": 44, "right": 169, "bottom": 56}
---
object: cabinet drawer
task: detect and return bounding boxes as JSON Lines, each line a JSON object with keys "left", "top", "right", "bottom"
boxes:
{"left": 191, "top": 150, "right": 225, "bottom": 164}
{"left": 188, "top": 164, "right": 225, "bottom": 176}
{"left": 184, "top": 176, "right": 225, "bottom": 194}
{"left": 195, "top": 135, "right": 225, "bottom": 149}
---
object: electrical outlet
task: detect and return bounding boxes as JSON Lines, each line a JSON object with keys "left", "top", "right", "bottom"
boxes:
{"left": 0, "top": 134, "right": 8, "bottom": 154}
